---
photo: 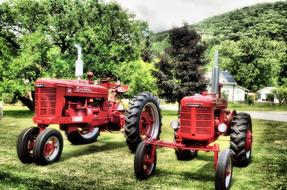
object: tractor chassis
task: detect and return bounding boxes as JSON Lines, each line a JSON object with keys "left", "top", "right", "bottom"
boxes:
{"left": 143, "top": 139, "right": 220, "bottom": 168}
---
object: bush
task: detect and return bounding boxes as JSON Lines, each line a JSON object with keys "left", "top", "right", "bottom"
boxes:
{"left": 273, "top": 87, "right": 287, "bottom": 105}
{"left": 2, "top": 93, "right": 16, "bottom": 104}
{"left": 266, "top": 93, "right": 275, "bottom": 102}
{"left": 246, "top": 95, "right": 255, "bottom": 105}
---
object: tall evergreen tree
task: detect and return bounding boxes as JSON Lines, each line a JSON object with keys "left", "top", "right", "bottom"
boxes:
{"left": 153, "top": 24, "right": 208, "bottom": 105}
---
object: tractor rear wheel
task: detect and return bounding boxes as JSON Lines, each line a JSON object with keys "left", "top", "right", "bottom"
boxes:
{"left": 66, "top": 127, "right": 100, "bottom": 145}
{"left": 134, "top": 141, "right": 156, "bottom": 180}
{"left": 124, "top": 92, "right": 162, "bottom": 152}
{"left": 215, "top": 149, "right": 233, "bottom": 190}
{"left": 33, "top": 128, "right": 63, "bottom": 165}
{"left": 17, "top": 127, "right": 39, "bottom": 163}
{"left": 175, "top": 149, "right": 198, "bottom": 161}
{"left": 230, "top": 113, "right": 252, "bottom": 167}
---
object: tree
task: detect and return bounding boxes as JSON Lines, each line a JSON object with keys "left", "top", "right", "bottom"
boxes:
{"left": 273, "top": 87, "right": 287, "bottom": 105}
{"left": 153, "top": 25, "right": 208, "bottom": 105}
{"left": 117, "top": 60, "right": 157, "bottom": 97}
{"left": 213, "top": 37, "right": 286, "bottom": 91}
{"left": 0, "top": 0, "right": 148, "bottom": 110}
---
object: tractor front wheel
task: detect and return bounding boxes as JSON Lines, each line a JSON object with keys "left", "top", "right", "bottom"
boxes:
{"left": 215, "top": 149, "right": 233, "bottom": 190}
{"left": 230, "top": 113, "right": 252, "bottom": 167}
{"left": 66, "top": 127, "right": 100, "bottom": 145}
{"left": 17, "top": 127, "right": 39, "bottom": 163}
{"left": 124, "top": 92, "right": 162, "bottom": 152}
{"left": 175, "top": 149, "right": 198, "bottom": 161}
{"left": 134, "top": 141, "right": 157, "bottom": 180}
{"left": 33, "top": 128, "right": 63, "bottom": 165}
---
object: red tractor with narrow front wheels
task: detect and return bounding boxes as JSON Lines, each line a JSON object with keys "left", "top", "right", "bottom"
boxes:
{"left": 134, "top": 51, "right": 252, "bottom": 190}
{"left": 16, "top": 45, "right": 161, "bottom": 165}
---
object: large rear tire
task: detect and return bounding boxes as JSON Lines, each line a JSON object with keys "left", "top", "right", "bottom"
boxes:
{"left": 124, "top": 92, "right": 162, "bottom": 152}
{"left": 66, "top": 127, "right": 100, "bottom": 145}
{"left": 230, "top": 113, "right": 252, "bottom": 167}
{"left": 33, "top": 128, "right": 63, "bottom": 165}
{"left": 134, "top": 141, "right": 156, "bottom": 180}
{"left": 215, "top": 149, "right": 233, "bottom": 190}
{"left": 17, "top": 127, "right": 39, "bottom": 163}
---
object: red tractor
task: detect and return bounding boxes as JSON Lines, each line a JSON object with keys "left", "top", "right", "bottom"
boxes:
{"left": 16, "top": 45, "right": 161, "bottom": 165}
{"left": 134, "top": 51, "right": 252, "bottom": 190}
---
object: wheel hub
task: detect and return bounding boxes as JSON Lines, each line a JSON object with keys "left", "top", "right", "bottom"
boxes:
{"left": 27, "top": 135, "right": 36, "bottom": 156}
{"left": 245, "top": 129, "right": 252, "bottom": 158}
{"left": 143, "top": 149, "right": 155, "bottom": 175}
{"left": 225, "top": 159, "right": 232, "bottom": 187}
{"left": 44, "top": 136, "right": 59, "bottom": 161}
{"left": 139, "top": 103, "right": 159, "bottom": 139}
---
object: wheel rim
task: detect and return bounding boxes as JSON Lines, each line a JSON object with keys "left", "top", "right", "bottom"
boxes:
{"left": 245, "top": 129, "right": 252, "bottom": 159}
{"left": 27, "top": 135, "right": 37, "bottom": 157}
{"left": 44, "top": 136, "right": 60, "bottom": 161}
{"left": 225, "top": 158, "right": 232, "bottom": 187}
{"left": 80, "top": 128, "right": 99, "bottom": 139}
{"left": 139, "top": 102, "right": 160, "bottom": 139}
{"left": 143, "top": 147, "right": 155, "bottom": 175}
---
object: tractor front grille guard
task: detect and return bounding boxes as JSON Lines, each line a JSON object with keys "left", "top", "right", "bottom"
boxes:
{"left": 35, "top": 87, "right": 56, "bottom": 117}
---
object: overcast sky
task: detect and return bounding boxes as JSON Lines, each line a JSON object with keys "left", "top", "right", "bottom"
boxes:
{"left": 108, "top": 0, "right": 281, "bottom": 32}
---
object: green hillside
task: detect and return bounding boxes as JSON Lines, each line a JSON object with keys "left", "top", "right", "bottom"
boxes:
{"left": 196, "top": 1, "right": 287, "bottom": 47}
{"left": 151, "top": 1, "right": 287, "bottom": 91}
{"left": 152, "top": 1, "right": 287, "bottom": 50}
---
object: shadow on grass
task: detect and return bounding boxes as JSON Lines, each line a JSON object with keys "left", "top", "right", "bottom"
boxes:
{"left": 156, "top": 162, "right": 214, "bottom": 182}
{"left": 3, "top": 110, "right": 34, "bottom": 118}
{"left": 61, "top": 141, "right": 128, "bottom": 162}
{"left": 0, "top": 170, "right": 65, "bottom": 190}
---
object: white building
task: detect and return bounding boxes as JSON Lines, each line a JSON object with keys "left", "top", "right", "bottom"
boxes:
{"left": 257, "top": 87, "right": 279, "bottom": 103}
{"left": 207, "top": 70, "right": 249, "bottom": 102}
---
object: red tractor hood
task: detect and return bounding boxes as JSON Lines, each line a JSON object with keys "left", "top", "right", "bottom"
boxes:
{"left": 181, "top": 94, "right": 227, "bottom": 109}
{"left": 35, "top": 79, "right": 108, "bottom": 97}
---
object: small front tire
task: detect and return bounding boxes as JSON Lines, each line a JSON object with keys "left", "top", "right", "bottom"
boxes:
{"left": 134, "top": 141, "right": 157, "bottom": 180}
{"left": 17, "top": 127, "right": 39, "bottom": 163}
{"left": 33, "top": 128, "right": 63, "bottom": 165}
{"left": 215, "top": 149, "right": 233, "bottom": 190}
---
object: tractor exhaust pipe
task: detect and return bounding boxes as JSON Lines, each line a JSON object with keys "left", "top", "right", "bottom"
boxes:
{"left": 211, "top": 50, "right": 220, "bottom": 95}
{"left": 75, "top": 44, "right": 83, "bottom": 81}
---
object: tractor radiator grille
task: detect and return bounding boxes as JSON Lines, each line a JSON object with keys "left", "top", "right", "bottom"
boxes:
{"left": 180, "top": 106, "right": 212, "bottom": 136}
{"left": 35, "top": 87, "right": 56, "bottom": 116}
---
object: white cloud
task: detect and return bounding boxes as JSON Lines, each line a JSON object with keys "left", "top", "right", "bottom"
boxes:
{"left": 108, "top": 0, "right": 280, "bottom": 32}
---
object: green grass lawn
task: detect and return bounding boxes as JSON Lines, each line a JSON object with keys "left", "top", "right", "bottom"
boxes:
{"left": 0, "top": 106, "right": 286, "bottom": 190}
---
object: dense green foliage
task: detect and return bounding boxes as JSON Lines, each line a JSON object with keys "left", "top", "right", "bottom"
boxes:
{"left": 197, "top": 2, "right": 287, "bottom": 45}
{"left": 0, "top": 0, "right": 153, "bottom": 109}
{"left": 212, "top": 37, "right": 286, "bottom": 91}
{"left": 153, "top": 25, "right": 207, "bottom": 103}
{"left": 273, "top": 86, "right": 287, "bottom": 105}
{"left": 117, "top": 60, "right": 157, "bottom": 97}
{"left": 152, "top": 1, "right": 287, "bottom": 91}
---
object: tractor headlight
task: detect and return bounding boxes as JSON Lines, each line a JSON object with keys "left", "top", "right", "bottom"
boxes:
{"left": 218, "top": 123, "right": 227, "bottom": 133}
{"left": 170, "top": 120, "right": 179, "bottom": 130}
